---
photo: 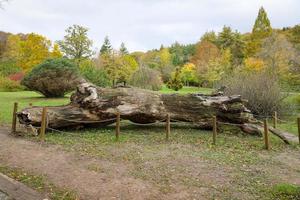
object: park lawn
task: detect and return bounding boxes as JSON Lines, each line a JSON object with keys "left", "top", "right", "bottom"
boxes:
{"left": 0, "top": 91, "right": 70, "bottom": 124}
{"left": 32, "top": 122, "right": 300, "bottom": 199}
{"left": 160, "top": 85, "right": 213, "bottom": 94}
{"left": 0, "top": 88, "right": 299, "bottom": 199}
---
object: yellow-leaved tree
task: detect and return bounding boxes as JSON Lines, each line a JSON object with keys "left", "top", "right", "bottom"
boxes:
{"left": 5, "top": 33, "right": 57, "bottom": 73}
{"left": 181, "top": 62, "right": 197, "bottom": 86}
{"left": 18, "top": 33, "right": 51, "bottom": 72}
{"left": 244, "top": 57, "right": 265, "bottom": 72}
{"left": 50, "top": 43, "right": 63, "bottom": 58}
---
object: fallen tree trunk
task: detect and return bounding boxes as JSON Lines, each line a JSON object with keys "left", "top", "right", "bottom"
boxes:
{"left": 17, "top": 82, "right": 263, "bottom": 135}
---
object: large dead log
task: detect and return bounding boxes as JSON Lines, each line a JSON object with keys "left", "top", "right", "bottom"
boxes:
{"left": 17, "top": 82, "right": 263, "bottom": 135}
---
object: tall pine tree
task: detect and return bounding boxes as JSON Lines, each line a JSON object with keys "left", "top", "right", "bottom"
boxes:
{"left": 252, "top": 7, "right": 272, "bottom": 37}
{"left": 246, "top": 7, "right": 272, "bottom": 57}
{"left": 119, "top": 42, "right": 129, "bottom": 55}
{"left": 100, "top": 36, "right": 112, "bottom": 55}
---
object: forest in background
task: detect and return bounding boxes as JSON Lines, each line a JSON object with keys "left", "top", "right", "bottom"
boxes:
{"left": 0, "top": 7, "right": 299, "bottom": 92}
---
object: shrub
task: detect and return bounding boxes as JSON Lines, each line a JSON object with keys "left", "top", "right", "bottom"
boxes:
{"left": 0, "top": 75, "right": 25, "bottom": 92}
{"left": 0, "top": 60, "right": 22, "bottom": 76}
{"left": 79, "top": 60, "right": 111, "bottom": 87}
{"left": 167, "top": 68, "right": 183, "bottom": 91}
{"left": 222, "top": 71, "right": 287, "bottom": 116}
{"left": 22, "top": 58, "right": 81, "bottom": 97}
{"left": 8, "top": 72, "right": 24, "bottom": 81}
{"left": 129, "top": 66, "right": 163, "bottom": 91}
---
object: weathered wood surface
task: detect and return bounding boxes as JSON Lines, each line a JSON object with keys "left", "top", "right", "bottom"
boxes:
{"left": 0, "top": 173, "right": 46, "bottom": 200}
{"left": 17, "top": 82, "right": 265, "bottom": 135}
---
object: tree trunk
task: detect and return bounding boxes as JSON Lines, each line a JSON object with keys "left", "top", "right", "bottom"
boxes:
{"left": 17, "top": 82, "right": 262, "bottom": 135}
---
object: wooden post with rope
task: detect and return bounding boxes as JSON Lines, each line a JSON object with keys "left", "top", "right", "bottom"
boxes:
{"left": 273, "top": 111, "right": 277, "bottom": 129}
{"left": 166, "top": 114, "right": 170, "bottom": 140}
{"left": 263, "top": 119, "right": 270, "bottom": 150}
{"left": 212, "top": 116, "right": 217, "bottom": 145}
{"left": 11, "top": 102, "right": 18, "bottom": 134}
{"left": 298, "top": 117, "right": 300, "bottom": 145}
{"left": 115, "top": 112, "right": 120, "bottom": 141}
{"left": 39, "top": 107, "right": 47, "bottom": 142}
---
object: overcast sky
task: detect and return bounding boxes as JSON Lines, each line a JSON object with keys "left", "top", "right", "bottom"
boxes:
{"left": 0, "top": 0, "right": 299, "bottom": 52}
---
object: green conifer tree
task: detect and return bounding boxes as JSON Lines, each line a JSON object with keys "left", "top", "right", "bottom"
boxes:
{"left": 119, "top": 42, "right": 129, "bottom": 55}
{"left": 252, "top": 7, "right": 272, "bottom": 36}
{"left": 100, "top": 36, "right": 112, "bottom": 55}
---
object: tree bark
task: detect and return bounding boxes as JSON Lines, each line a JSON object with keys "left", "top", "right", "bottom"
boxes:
{"left": 17, "top": 82, "right": 262, "bottom": 135}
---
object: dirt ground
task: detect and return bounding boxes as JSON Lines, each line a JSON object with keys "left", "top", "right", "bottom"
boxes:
{"left": 0, "top": 126, "right": 299, "bottom": 200}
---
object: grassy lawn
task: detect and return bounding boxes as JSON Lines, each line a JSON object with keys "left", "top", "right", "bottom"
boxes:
{"left": 33, "top": 123, "right": 299, "bottom": 199}
{"left": 0, "top": 87, "right": 299, "bottom": 199}
{"left": 160, "top": 85, "right": 213, "bottom": 94}
{"left": 0, "top": 91, "right": 70, "bottom": 124}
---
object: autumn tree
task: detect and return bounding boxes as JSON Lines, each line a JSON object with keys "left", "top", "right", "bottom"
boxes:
{"left": 5, "top": 33, "right": 52, "bottom": 72}
{"left": 181, "top": 62, "right": 197, "bottom": 86}
{"left": 216, "top": 26, "right": 245, "bottom": 65}
{"left": 257, "top": 32, "right": 298, "bottom": 87}
{"left": 243, "top": 57, "right": 265, "bottom": 72}
{"left": 58, "top": 25, "right": 93, "bottom": 61}
{"left": 50, "top": 43, "right": 63, "bottom": 58}
{"left": 100, "top": 50, "right": 138, "bottom": 86}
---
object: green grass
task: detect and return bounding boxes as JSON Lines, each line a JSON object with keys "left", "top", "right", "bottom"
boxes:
{"left": 0, "top": 165, "right": 77, "bottom": 200}
{"left": 33, "top": 122, "right": 299, "bottom": 198}
{"left": 0, "top": 87, "right": 299, "bottom": 199}
{"left": 0, "top": 91, "right": 70, "bottom": 124}
{"left": 269, "top": 183, "right": 300, "bottom": 200}
{"left": 160, "top": 85, "right": 213, "bottom": 94}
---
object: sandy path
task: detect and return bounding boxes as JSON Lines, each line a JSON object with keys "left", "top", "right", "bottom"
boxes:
{"left": 0, "top": 127, "right": 160, "bottom": 200}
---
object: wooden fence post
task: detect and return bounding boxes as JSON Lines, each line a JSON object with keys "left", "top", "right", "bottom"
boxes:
{"left": 273, "top": 111, "right": 277, "bottom": 129}
{"left": 115, "top": 112, "right": 120, "bottom": 141}
{"left": 11, "top": 102, "right": 18, "bottom": 134}
{"left": 212, "top": 116, "right": 217, "bottom": 145}
{"left": 263, "top": 119, "right": 270, "bottom": 150}
{"left": 298, "top": 117, "right": 300, "bottom": 145}
{"left": 166, "top": 114, "right": 170, "bottom": 140}
{"left": 39, "top": 107, "right": 47, "bottom": 142}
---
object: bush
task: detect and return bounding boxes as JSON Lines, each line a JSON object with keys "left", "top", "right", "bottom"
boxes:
{"left": 167, "top": 68, "right": 183, "bottom": 91}
{"left": 0, "top": 60, "right": 22, "bottom": 76}
{"left": 22, "top": 58, "right": 81, "bottom": 97}
{"left": 129, "top": 66, "right": 163, "bottom": 91}
{"left": 222, "top": 71, "right": 287, "bottom": 116}
{"left": 0, "top": 75, "right": 25, "bottom": 92}
{"left": 79, "top": 60, "right": 111, "bottom": 87}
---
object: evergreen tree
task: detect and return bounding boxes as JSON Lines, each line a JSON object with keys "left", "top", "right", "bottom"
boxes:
{"left": 100, "top": 36, "right": 112, "bottom": 55}
{"left": 246, "top": 7, "right": 272, "bottom": 57}
{"left": 119, "top": 42, "right": 129, "bottom": 55}
{"left": 167, "top": 67, "right": 183, "bottom": 91}
{"left": 252, "top": 7, "right": 272, "bottom": 36}
{"left": 200, "top": 31, "right": 218, "bottom": 45}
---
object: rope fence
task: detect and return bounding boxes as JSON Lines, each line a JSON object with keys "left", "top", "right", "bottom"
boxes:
{"left": 11, "top": 102, "right": 300, "bottom": 148}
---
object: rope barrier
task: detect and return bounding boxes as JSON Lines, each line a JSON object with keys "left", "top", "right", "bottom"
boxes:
{"left": 216, "top": 121, "right": 243, "bottom": 126}
{"left": 53, "top": 116, "right": 117, "bottom": 124}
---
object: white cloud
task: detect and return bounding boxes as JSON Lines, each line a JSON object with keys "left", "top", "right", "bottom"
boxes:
{"left": 0, "top": 0, "right": 299, "bottom": 52}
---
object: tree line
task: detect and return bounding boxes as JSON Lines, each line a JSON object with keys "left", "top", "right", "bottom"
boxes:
{"left": 0, "top": 6, "right": 299, "bottom": 91}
